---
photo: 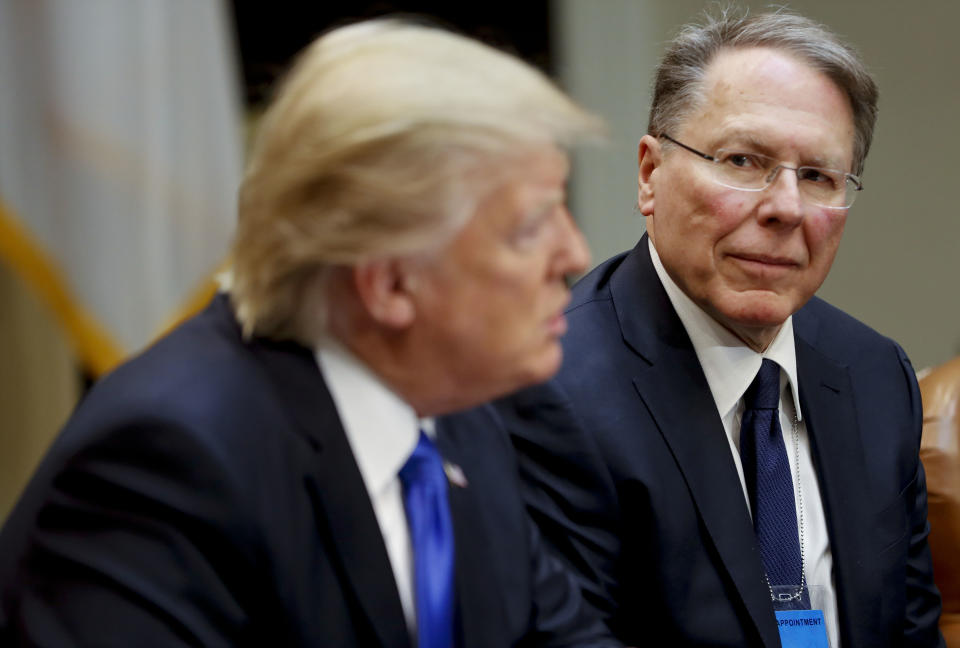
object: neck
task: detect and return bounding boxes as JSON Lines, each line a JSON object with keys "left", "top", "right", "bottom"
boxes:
{"left": 323, "top": 277, "right": 477, "bottom": 417}
{"left": 725, "top": 321, "right": 781, "bottom": 353}
{"left": 330, "top": 322, "right": 472, "bottom": 418}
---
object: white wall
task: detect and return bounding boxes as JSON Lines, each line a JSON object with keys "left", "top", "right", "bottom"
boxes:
{"left": 554, "top": 0, "right": 960, "bottom": 370}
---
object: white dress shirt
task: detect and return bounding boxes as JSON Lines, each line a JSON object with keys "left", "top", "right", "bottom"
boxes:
{"left": 649, "top": 239, "right": 840, "bottom": 647}
{"left": 315, "top": 340, "right": 423, "bottom": 635}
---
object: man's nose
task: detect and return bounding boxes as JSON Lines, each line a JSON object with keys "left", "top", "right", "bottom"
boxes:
{"left": 554, "top": 207, "right": 591, "bottom": 277}
{"left": 758, "top": 165, "right": 805, "bottom": 225}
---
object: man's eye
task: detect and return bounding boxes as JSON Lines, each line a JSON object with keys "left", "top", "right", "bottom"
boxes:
{"left": 799, "top": 167, "right": 837, "bottom": 187}
{"left": 509, "top": 215, "right": 547, "bottom": 248}
{"left": 510, "top": 206, "right": 563, "bottom": 249}
{"left": 719, "top": 153, "right": 758, "bottom": 169}
{"left": 513, "top": 221, "right": 541, "bottom": 241}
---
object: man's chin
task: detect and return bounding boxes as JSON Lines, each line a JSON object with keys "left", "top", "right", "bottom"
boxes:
{"left": 714, "top": 289, "right": 798, "bottom": 326}
{"left": 709, "top": 300, "right": 796, "bottom": 351}
{"left": 513, "top": 346, "right": 565, "bottom": 392}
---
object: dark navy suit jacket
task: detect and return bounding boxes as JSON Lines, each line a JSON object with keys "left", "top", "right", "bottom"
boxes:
{"left": 0, "top": 294, "right": 617, "bottom": 648}
{"left": 497, "top": 236, "right": 944, "bottom": 647}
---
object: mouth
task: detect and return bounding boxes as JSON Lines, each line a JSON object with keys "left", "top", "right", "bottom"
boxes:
{"left": 546, "top": 312, "right": 568, "bottom": 337}
{"left": 727, "top": 252, "right": 799, "bottom": 275}
{"left": 546, "top": 293, "right": 571, "bottom": 336}
{"left": 730, "top": 252, "right": 797, "bottom": 266}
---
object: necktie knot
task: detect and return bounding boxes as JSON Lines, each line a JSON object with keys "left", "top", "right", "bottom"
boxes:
{"left": 400, "top": 431, "right": 446, "bottom": 489}
{"left": 744, "top": 359, "right": 781, "bottom": 410}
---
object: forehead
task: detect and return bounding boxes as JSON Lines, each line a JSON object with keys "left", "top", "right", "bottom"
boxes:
{"left": 443, "top": 145, "right": 569, "bottom": 244}
{"left": 478, "top": 147, "right": 569, "bottom": 213}
{"left": 679, "top": 47, "right": 855, "bottom": 166}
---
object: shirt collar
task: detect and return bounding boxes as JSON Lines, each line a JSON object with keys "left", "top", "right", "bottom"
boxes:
{"left": 648, "top": 238, "right": 802, "bottom": 421}
{"left": 315, "top": 339, "right": 422, "bottom": 499}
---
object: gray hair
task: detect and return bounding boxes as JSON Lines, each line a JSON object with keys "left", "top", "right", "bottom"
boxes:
{"left": 230, "top": 18, "right": 603, "bottom": 341}
{"left": 648, "top": 7, "right": 878, "bottom": 175}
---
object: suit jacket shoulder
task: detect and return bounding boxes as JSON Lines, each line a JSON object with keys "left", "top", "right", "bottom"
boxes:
{"left": 0, "top": 294, "right": 411, "bottom": 646}
{"left": 500, "top": 238, "right": 943, "bottom": 647}
{"left": 0, "top": 295, "right": 620, "bottom": 648}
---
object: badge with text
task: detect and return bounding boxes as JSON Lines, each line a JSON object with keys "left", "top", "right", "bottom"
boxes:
{"left": 775, "top": 609, "right": 829, "bottom": 648}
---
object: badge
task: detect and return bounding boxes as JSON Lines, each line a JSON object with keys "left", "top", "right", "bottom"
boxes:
{"left": 775, "top": 609, "right": 829, "bottom": 648}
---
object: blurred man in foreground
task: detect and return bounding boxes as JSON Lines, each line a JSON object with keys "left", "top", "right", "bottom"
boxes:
{"left": 499, "top": 8, "right": 944, "bottom": 648}
{"left": 0, "top": 19, "right": 618, "bottom": 647}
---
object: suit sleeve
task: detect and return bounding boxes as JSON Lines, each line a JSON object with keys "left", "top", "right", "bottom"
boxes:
{"left": 475, "top": 402, "right": 622, "bottom": 648}
{"left": 0, "top": 418, "right": 266, "bottom": 647}
{"left": 522, "top": 511, "right": 623, "bottom": 648}
{"left": 898, "top": 346, "right": 947, "bottom": 648}
{"left": 495, "top": 381, "right": 624, "bottom": 630}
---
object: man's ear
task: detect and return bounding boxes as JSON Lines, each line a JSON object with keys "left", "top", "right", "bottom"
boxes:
{"left": 352, "top": 259, "right": 416, "bottom": 329}
{"left": 638, "top": 134, "right": 661, "bottom": 217}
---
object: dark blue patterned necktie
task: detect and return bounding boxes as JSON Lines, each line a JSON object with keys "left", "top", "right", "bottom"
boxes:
{"left": 740, "top": 359, "right": 806, "bottom": 601}
{"left": 399, "top": 431, "right": 455, "bottom": 648}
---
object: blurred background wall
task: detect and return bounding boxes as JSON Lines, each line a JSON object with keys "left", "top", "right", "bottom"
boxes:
{"left": 1, "top": 0, "right": 958, "bottom": 521}
{"left": 0, "top": 0, "right": 245, "bottom": 520}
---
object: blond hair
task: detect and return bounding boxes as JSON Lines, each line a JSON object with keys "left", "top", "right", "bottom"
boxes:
{"left": 230, "top": 18, "right": 603, "bottom": 340}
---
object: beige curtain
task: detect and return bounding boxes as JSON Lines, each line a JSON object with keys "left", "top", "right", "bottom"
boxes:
{"left": 0, "top": 263, "right": 79, "bottom": 522}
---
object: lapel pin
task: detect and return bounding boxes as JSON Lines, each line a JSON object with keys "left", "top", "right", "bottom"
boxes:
{"left": 443, "top": 461, "right": 469, "bottom": 488}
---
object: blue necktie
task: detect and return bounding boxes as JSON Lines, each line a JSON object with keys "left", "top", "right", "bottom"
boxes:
{"left": 399, "top": 431, "right": 455, "bottom": 648}
{"left": 740, "top": 359, "right": 807, "bottom": 603}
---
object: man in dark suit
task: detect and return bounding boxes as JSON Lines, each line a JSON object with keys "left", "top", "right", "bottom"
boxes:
{"left": 498, "top": 9, "right": 944, "bottom": 648}
{"left": 0, "top": 19, "right": 618, "bottom": 647}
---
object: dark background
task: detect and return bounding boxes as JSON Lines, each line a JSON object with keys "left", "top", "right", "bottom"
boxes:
{"left": 231, "top": 2, "right": 552, "bottom": 106}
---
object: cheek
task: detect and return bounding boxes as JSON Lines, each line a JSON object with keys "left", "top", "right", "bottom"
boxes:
{"left": 487, "top": 273, "right": 545, "bottom": 332}
{"left": 804, "top": 211, "right": 846, "bottom": 263}
{"left": 674, "top": 191, "right": 752, "bottom": 272}
{"left": 458, "top": 265, "right": 542, "bottom": 336}
{"left": 492, "top": 269, "right": 560, "bottom": 357}
{"left": 662, "top": 172, "right": 752, "bottom": 239}
{"left": 706, "top": 191, "right": 754, "bottom": 232}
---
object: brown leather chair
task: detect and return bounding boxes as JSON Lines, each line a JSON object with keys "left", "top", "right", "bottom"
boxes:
{"left": 919, "top": 356, "right": 960, "bottom": 646}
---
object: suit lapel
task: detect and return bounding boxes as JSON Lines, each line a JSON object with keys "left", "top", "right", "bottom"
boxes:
{"left": 795, "top": 331, "right": 882, "bottom": 648}
{"left": 611, "top": 240, "right": 781, "bottom": 647}
{"left": 237, "top": 307, "right": 409, "bottom": 648}
{"left": 308, "top": 414, "right": 411, "bottom": 648}
{"left": 434, "top": 431, "right": 510, "bottom": 648}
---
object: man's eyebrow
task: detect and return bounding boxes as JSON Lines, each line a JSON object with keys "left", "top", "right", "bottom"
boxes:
{"left": 520, "top": 189, "right": 565, "bottom": 223}
{"left": 711, "top": 129, "right": 772, "bottom": 154}
{"left": 542, "top": 188, "right": 566, "bottom": 205}
{"left": 804, "top": 155, "right": 844, "bottom": 169}
{"left": 531, "top": 186, "right": 565, "bottom": 205}
{"left": 712, "top": 129, "right": 846, "bottom": 168}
